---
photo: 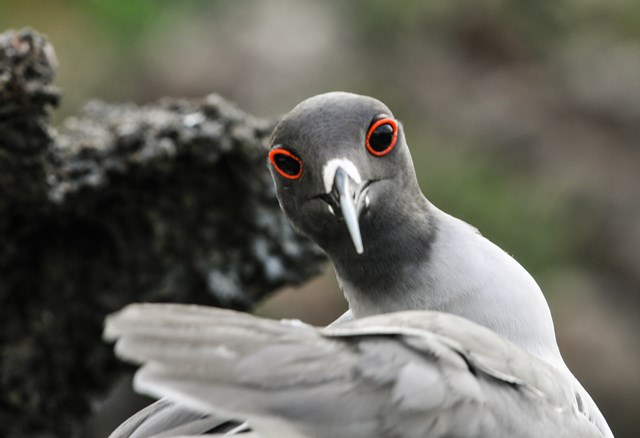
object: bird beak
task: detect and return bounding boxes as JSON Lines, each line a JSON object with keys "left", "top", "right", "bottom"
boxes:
{"left": 321, "top": 165, "right": 372, "bottom": 255}
{"left": 333, "top": 167, "right": 364, "bottom": 254}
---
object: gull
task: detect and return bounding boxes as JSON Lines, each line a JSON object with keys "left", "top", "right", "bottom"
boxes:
{"left": 105, "top": 92, "right": 613, "bottom": 437}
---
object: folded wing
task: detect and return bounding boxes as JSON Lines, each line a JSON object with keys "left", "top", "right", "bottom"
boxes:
{"left": 105, "top": 304, "right": 602, "bottom": 438}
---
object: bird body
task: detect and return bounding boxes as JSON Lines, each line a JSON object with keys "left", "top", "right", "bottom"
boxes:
{"left": 106, "top": 92, "right": 613, "bottom": 437}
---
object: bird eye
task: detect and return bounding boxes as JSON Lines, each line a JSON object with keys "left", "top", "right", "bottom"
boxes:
{"left": 366, "top": 117, "right": 398, "bottom": 156}
{"left": 269, "top": 148, "right": 303, "bottom": 180}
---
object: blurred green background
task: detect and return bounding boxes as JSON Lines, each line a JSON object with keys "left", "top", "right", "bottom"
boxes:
{"left": 2, "top": 0, "right": 639, "bottom": 436}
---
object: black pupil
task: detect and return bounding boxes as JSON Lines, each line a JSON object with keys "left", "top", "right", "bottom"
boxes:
{"left": 369, "top": 123, "right": 394, "bottom": 152}
{"left": 274, "top": 154, "right": 301, "bottom": 176}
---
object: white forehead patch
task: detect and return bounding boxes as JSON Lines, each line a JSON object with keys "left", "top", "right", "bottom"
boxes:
{"left": 322, "top": 158, "right": 362, "bottom": 194}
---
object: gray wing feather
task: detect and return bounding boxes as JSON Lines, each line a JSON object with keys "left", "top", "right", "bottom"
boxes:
{"left": 105, "top": 304, "right": 603, "bottom": 438}
{"left": 108, "top": 398, "right": 244, "bottom": 438}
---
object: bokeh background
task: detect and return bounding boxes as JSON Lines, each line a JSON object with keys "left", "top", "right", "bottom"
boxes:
{"left": 2, "top": 0, "right": 639, "bottom": 436}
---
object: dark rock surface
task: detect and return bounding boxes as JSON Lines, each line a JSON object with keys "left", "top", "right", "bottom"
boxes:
{"left": 0, "top": 28, "right": 325, "bottom": 437}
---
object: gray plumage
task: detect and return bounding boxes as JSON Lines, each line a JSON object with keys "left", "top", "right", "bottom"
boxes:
{"left": 106, "top": 92, "right": 612, "bottom": 437}
{"left": 105, "top": 303, "right": 602, "bottom": 438}
{"left": 107, "top": 398, "right": 246, "bottom": 438}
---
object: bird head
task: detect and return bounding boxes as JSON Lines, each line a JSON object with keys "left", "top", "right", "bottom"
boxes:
{"left": 268, "top": 92, "right": 424, "bottom": 258}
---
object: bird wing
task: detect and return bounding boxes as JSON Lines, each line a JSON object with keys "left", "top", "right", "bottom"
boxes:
{"left": 107, "top": 398, "right": 247, "bottom": 438}
{"left": 105, "top": 303, "right": 603, "bottom": 438}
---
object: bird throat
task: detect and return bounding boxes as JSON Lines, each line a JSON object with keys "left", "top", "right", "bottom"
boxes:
{"left": 328, "top": 197, "right": 438, "bottom": 316}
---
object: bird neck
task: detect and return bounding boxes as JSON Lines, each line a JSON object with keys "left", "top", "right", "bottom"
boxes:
{"left": 328, "top": 192, "right": 437, "bottom": 305}
{"left": 330, "top": 201, "right": 568, "bottom": 372}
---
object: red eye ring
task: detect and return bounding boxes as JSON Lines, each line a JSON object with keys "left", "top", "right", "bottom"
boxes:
{"left": 269, "top": 148, "right": 303, "bottom": 180}
{"left": 366, "top": 117, "right": 398, "bottom": 157}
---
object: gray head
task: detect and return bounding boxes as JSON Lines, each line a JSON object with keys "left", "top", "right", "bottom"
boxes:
{"left": 268, "top": 92, "right": 430, "bottom": 263}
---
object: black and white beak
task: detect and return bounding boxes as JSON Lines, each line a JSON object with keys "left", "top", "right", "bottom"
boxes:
{"left": 321, "top": 159, "right": 370, "bottom": 254}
